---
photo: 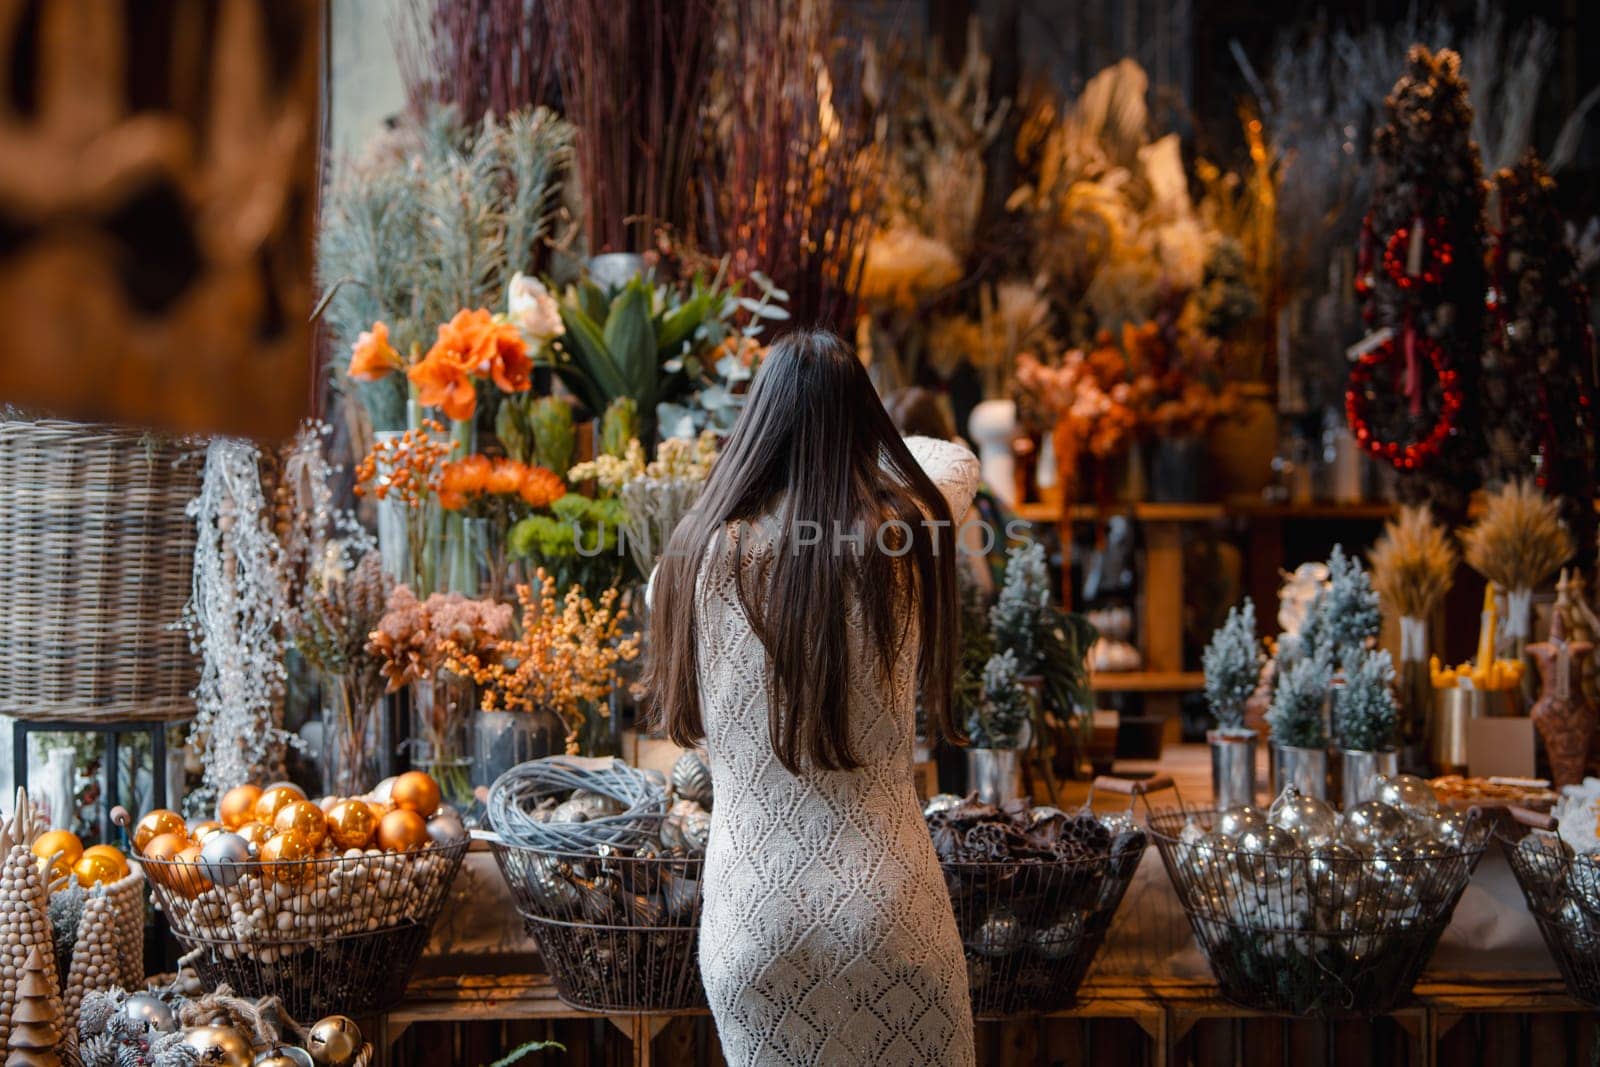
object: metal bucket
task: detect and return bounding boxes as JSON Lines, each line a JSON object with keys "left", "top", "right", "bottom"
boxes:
{"left": 1340, "top": 748, "right": 1399, "bottom": 810}
{"left": 1270, "top": 744, "right": 1329, "bottom": 803}
{"left": 1429, "top": 688, "right": 1521, "bottom": 774}
{"left": 1208, "top": 730, "right": 1258, "bottom": 811}
{"left": 966, "top": 748, "right": 1023, "bottom": 805}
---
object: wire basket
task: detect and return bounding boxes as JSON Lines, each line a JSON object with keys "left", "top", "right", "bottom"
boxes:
{"left": 944, "top": 830, "right": 1147, "bottom": 1017}
{"left": 1503, "top": 832, "right": 1600, "bottom": 1007}
{"left": 135, "top": 841, "right": 468, "bottom": 1019}
{"left": 491, "top": 837, "right": 705, "bottom": 1013}
{"left": 0, "top": 417, "right": 203, "bottom": 722}
{"left": 1148, "top": 806, "right": 1490, "bottom": 1017}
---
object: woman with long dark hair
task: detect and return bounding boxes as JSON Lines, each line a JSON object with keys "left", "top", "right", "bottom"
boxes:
{"left": 648, "top": 330, "right": 979, "bottom": 1065}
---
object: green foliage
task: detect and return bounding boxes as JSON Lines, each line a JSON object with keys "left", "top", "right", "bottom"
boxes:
{"left": 601, "top": 398, "right": 639, "bottom": 459}
{"left": 1298, "top": 544, "right": 1380, "bottom": 662}
{"left": 1333, "top": 646, "right": 1398, "bottom": 752}
{"left": 990, "top": 542, "right": 1052, "bottom": 670}
{"left": 969, "top": 649, "right": 1035, "bottom": 749}
{"left": 483, "top": 1040, "right": 566, "bottom": 1067}
{"left": 507, "top": 492, "right": 632, "bottom": 594}
{"left": 953, "top": 569, "right": 997, "bottom": 729}
{"left": 1203, "top": 598, "right": 1263, "bottom": 730}
{"left": 318, "top": 106, "right": 573, "bottom": 429}
{"left": 494, "top": 395, "right": 577, "bottom": 474}
{"left": 1267, "top": 650, "right": 1331, "bottom": 748}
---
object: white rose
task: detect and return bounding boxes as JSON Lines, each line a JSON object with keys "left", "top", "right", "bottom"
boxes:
{"left": 507, "top": 272, "right": 565, "bottom": 343}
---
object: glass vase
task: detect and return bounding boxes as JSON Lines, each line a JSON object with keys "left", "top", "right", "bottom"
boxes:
{"left": 473, "top": 708, "right": 563, "bottom": 791}
{"left": 321, "top": 674, "right": 384, "bottom": 797}
{"left": 410, "top": 676, "right": 475, "bottom": 810}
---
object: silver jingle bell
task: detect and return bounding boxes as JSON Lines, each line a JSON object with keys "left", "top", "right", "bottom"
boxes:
{"left": 119, "top": 991, "right": 178, "bottom": 1034}
{"left": 923, "top": 793, "right": 963, "bottom": 818}
{"left": 973, "top": 908, "right": 1023, "bottom": 958}
{"left": 1235, "top": 825, "right": 1296, "bottom": 886}
{"left": 1372, "top": 774, "right": 1439, "bottom": 818}
{"left": 198, "top": 831, "right": 253, "bottom": 888}
{"left": 1270, "top": 790, "right": 1340, "bottom": 848}
{"left": 255, "top": 1048, "right": 316, "bottom": 1067}
{"left": 680, "top": 811, "right": 711, "bottom": 853}
{"left": 1340, "top": 801, "right": 1409, "bottom": 850}
{"left": 179, "top": 1024, "right": 254, "bottom": 1067}
{"left": 1028, "top": 909, "right": 1086, "bottom": 960}
{"left": 524, "top": 853, "right": 582, "bottom": 916}
{"left": 306, "top": 1014, "right": 363, "bottom": 1067}
{"left": 670, "top": 751, "right": 714, "bottom": 809}
{"left": 1215, "top": 806, "right": 1268, "bottom": 841}
{"left": 568, "top": 789, "right": 626, "bottom": 820}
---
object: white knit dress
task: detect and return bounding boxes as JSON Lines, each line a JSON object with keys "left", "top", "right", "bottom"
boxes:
{"left": 695, "top": 437, "right": 980, "bottom": 1067}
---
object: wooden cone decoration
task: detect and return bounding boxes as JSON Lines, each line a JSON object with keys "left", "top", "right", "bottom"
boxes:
{"left": 4, "top": 946, "right": 61, "bottom": 1066}
{"left": 0, "top": 844, "right": 52, "bottom": 1051}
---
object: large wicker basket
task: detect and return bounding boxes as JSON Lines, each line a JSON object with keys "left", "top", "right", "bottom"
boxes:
{"left": 0, "top": 417, "right": 202, "bottom": 722}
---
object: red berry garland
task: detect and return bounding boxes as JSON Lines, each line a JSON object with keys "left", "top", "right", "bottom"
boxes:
{"left": 1382, "top": 218, "right": 1453, "bottom": 290}
{"left": 1345, "top": 334, "right": 1462, "bottom": 470}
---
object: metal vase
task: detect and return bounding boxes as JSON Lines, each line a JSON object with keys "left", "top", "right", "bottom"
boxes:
{"left": 1340, "top": 748, "right": 1399, "bottom": 811}
{"left": 1270, "top": 743, "right": 1329, "bottom": 802}
{"left": 966, "top": 748, "right": 1023, "bottom": 805}
{"left": 1207, "top": 730, "right": 1258, "bottom": 811}
{"left": 1428, "top": 687, "right": 1521, "bottom": 774}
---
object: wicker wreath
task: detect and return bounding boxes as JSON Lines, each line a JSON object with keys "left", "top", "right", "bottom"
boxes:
{"left": 487, "top": 756, "right": 669, "bottom": 852}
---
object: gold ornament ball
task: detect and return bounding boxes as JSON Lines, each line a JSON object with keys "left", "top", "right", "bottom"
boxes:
{"left": 172, "top": 844, "right": 214, "bottom": 898}
{"left": 30, "top": 829, "right": 83, "bottom": 880}
{"left": 325, "top": 800, "right": 376, "bottom": 850}
{"left": 83, "top": 843, "right": 129, "bottom": 874}
{"left": 141, "top": 832, "right": 189, "bottom": 889}
{"left": 390, "top": 771, "right": 442, "bottom": 818}
{"left": 189, "top": 819, "right": 225, "bottom": 842}
{"left": 377, "top": 808, "right": 429, "bottom": 852}
{"left": 236, "top": 821, "right": 276, "bottom": 853}
{"left": 134, "top": 808, "right": 187, "bottom": 851}
{"left": 274, "top": 800, "right": 330, "bottom": 849}
{"left": 178, "top": 1023, "right": 253, "bottom": 1066}
{"left": 74, "top": 850, "right": 125, "bottom": 888}
{"left": 255, "top": 785, "right": 304, "bottom": 825}
{"left": 218, "top": 784, "right": 263, "bottom": 829}
{"left": 363, "top": 799, "right": 390, "bottom": 826}
{"left": 259, "top": 829, "right": 314, "bottom": 885}
{"left": 306, "top": 1015, "right": 362, "bottom": 1067}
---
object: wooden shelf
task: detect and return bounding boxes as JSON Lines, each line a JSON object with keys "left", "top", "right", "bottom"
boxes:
{"left": 1090, "top": 670, "right": 1204, "bottom": 692}
{"left": 1013, "top": 498, "right": 1395, "bottom": 524}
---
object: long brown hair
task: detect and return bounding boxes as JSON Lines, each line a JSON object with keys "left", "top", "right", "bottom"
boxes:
{"left": 646, "top": 330, "right": 964, "bottom": 773}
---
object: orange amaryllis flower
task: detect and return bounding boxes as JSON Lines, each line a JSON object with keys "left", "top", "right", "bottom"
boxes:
{"left": 349, "top": 322, "right": 402, "bottom": 382}
{"left": 408, "top": 347, "right": 477, "bottom": 420}
{"left": 409, "top": 309, "right": 533, "bottom": 420}
{"left": 469, "top": 315, "right": 534, "bottom": 394}
{"left": 518, "top": 465, "right": 565, "bottom": 508}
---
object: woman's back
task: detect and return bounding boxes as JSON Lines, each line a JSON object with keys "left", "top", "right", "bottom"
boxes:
{"left": 695, "top": 437, "right": 979, "bottom": 1067}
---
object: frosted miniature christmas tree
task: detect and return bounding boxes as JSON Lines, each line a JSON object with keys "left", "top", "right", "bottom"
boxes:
{"left": 1299, "top": 545, "right": 1381, "bottom": 662}
{"left": 1334, "top": 646, "right": 1399, "bottom": 753}
{"left": 1268, "top": 650, "right": 1332, "bottom": 749}
{"left": 1203, "top": 599, "right": 1263, "bottom": 732}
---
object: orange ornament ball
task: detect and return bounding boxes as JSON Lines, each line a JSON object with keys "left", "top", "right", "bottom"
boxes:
{"left": 376, "top": 809, "right": 429, "bottom": 852}
{"left": 139, "top": 832, "right": 187, "bottom": 889}
{"left": 73, "top": 850, "right": 126, "bottom": 888}
{"left": 133, "top": 809, "right": 186, "bottom": 851}
{"left": 218, "top": 785, "right": 263, "bottom": 829}
{"left": 171, "top": 844, "right": 212, "bottom": 898}
{"left": 325, "top": 800, "right": 376, "bottom": 851}
{"left": 273, "top": 801, "right": 329, "bottom": 849}
{"left": 30, "top": 830, "right": 84, "bottom": 880}
{"left": 235, "top": 821, "right": 276, "bottom": 853}
{"left": 254, "top": 785, "right": 304, "bottom": 825}
{"left": 258, "top": 830, "right": 314, "bottom": 885}
{"left": 390, "top": 772, "right": 442, "bottom": 818}
{"left": 189, "top": 820, "right": 225, "bottom": 842}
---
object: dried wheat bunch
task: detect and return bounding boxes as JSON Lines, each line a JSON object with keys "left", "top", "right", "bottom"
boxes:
{"left": 1369, "top": 505, "right": 1457, "bottom": 617}
{"left": 1460, "top": 479, "right": 1573, "bottom": 591}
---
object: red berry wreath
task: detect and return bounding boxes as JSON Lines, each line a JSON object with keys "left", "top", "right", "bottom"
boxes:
{"left": 1345, "top": 332, "right": 1462, "bottom": 470}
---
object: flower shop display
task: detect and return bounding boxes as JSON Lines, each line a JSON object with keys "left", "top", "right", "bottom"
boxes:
{"left": 568, "top": 431, "right": 720, "bottom": 579}
{"left": 1368, "top": 505, "right": 1456, "bottom": 766}
{"left": 125, "top": 774, "right": 468, "bottom": 1020}
{"left": 0, "top": 418, "right": 203, "bottom": 725}
{"left": 367, "top": 586, "right": 513, "bottom": 805}
{"left": 1150, "top": 776, "right": 1489, "bottom": 1016}
{"left": 444, "top": 573, "right": 640, "bottom": 762}
{"left": 74, "top": 978, "right": 379, "bottom": 1067}
{"left": 1526, "top": 613, "right": 1596, "bottom": 789}
{"left": 485, "top": 756, "right": 706, "bottom": 1012}
{"left": 922, "top": 794, "right": 1147, "bottom": 1016}
{"left": 1460, "top": 478, "right": 1574, "bottom": 680}
{"left": 1349, "top": 47, "right": 1486, "bottom": 511}
{"left": 1203, "top": 599, "right": 1267, "bottom": 808}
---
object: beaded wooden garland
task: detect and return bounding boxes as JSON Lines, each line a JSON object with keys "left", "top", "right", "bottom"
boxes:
{"left": 1382, "top": 218, "right": 1453, "bottom": 291}
{"left": 1346, "top": 334, "right": 1463, "bottom": 470}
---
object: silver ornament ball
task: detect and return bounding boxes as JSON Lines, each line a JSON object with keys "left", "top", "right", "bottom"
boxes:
{"left": 1236, "top": 825, "right": 1296, "bottom": 886}
{"left": 198, "top": 831, "right": 253, "bottom": 888}
{"left": 426, "top": 809, "right": 469, "bottom": 846}
{"left": 1270, "top": 790, "right": 1339, "bottom": 848}
{"left": 1341, "top": 801, "right": 1409, "bottom": 850}
{"left": 923, "top": 793, "right": 963, "bottom": 817}
{"left": 670, "top": 751, "right": 714, "bottom": 809}
{"left": 119, "top": 992, "right": 177, "bottom": 1034}
{"left": 974, "top": 908, "right": 1023, "bottom": 957}
{"left": 306, "top": 1015, "right": 363, "bottom": 1067}
{"left": 1216, "top": 806, "right": 1268, "bottom": 840}
{"left": 179, "top": 1024, "right": 253, "bottom": 1067}
{"left": 1308, "top": 842, "right": 1360, "bottom": 911}
{"left": 1028, "top": 909, "right": 1086, "bottom": 960}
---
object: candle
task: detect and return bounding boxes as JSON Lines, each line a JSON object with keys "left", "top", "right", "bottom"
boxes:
{"left": 1475, "top": 582, "right": 1498, "bottom": 674}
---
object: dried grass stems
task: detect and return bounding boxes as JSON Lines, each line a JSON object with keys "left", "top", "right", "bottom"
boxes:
{"left": 546, "top": 0, "right": 719, "bottom": 253}
{"left": 395, "top": 0, "right": 562, "bottom": 124}
{"left": 700, "top": 0, "right": 880, "bottom": 327}
{"left": 1460, "top": 479, "right": 1574, "bottom": 592}
{"left": 1369, "top": 504, "right": 1456, "bottom": 618}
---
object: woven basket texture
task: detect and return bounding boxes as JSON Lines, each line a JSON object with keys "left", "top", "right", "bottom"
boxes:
{"left": 0, "top": 417, "right": 202, "bottom": 722}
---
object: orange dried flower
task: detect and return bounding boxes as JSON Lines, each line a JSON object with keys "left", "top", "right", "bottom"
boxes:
{"left": 354, "top": 419, "right": 456, "bottom": 505}
{"left": 349, "top": 322, "right": 402, "bottom": 382}
{"left": 518, "top": 465, "right": 565, "bottom": 509}
{"left": 486, "top": 458, "right": 527, "bottom": 496}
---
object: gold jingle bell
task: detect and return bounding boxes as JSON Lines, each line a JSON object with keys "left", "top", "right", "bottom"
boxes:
{"left": 133, "top": 808, "right": 187, "bottom": 851}
{"left": 306, "top": 1014, "right": 362, "bottom": 1067}
{"left": 254, "top": 1047, "right": 315, "bottom": 1067}
{"left": 177, "top": 1023, "right": 253, "bottom": 1066}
